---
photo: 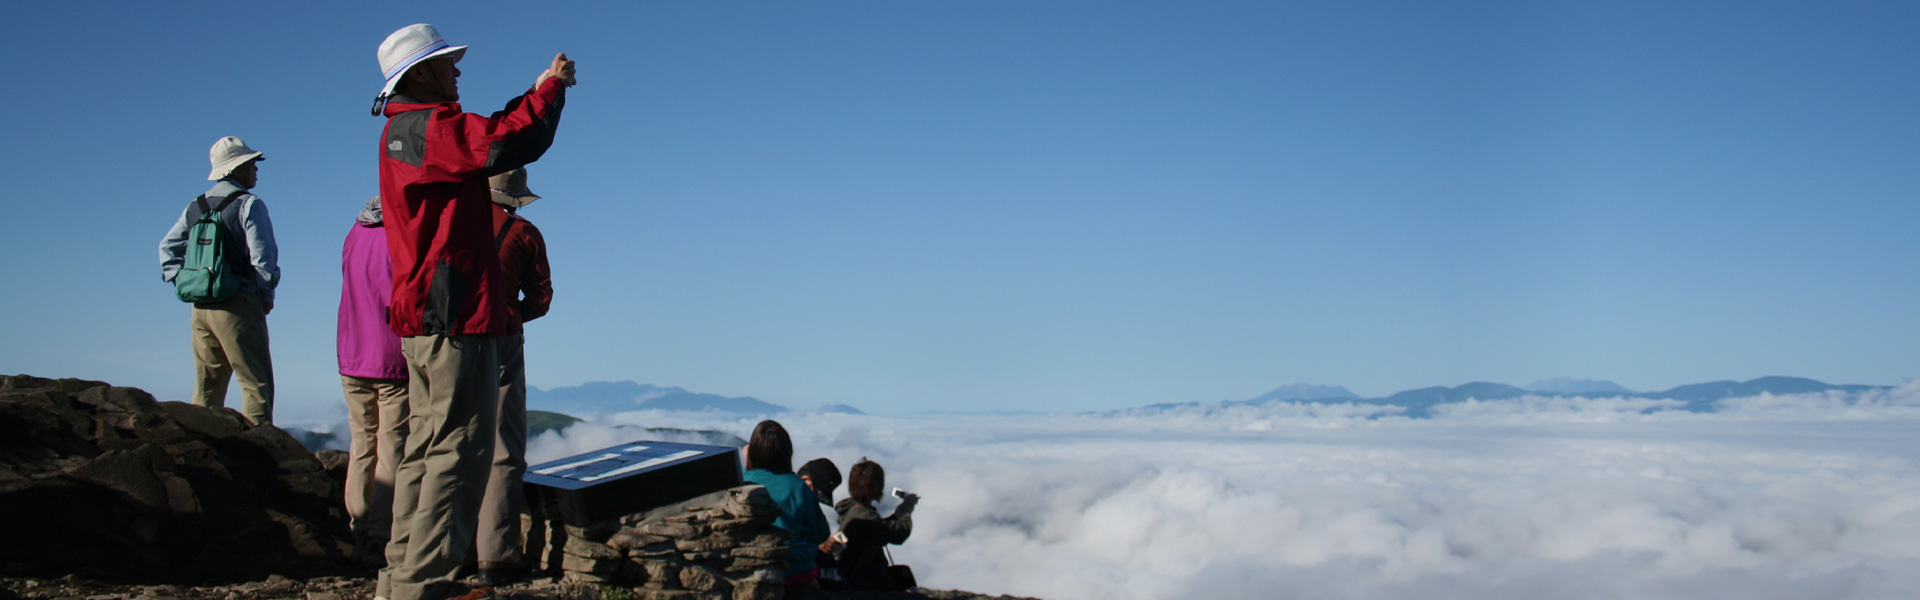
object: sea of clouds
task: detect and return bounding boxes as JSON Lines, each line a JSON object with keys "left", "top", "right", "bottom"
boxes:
{"left": 516, "top": 385, "right": 1920, "bottom": 599}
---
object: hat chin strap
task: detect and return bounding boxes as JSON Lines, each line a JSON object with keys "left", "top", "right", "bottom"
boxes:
{"left": 371, "top": 93, "right": 390, "bottom": 117}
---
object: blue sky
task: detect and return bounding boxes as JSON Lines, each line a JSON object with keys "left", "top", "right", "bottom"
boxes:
{"left": 3, "top": 1, "right": 1917, "bottom": 420}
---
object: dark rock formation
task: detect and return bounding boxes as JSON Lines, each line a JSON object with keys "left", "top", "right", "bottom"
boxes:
{"left": 0, "top": 374, "right": 353, "bottom": 584}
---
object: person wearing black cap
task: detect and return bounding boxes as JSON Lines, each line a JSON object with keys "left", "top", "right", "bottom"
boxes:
{"left": 798, "top": 458, "right": 846, "bottom": 590}
{"left": 799, "top": 458, "right": 843, "bottom": 505}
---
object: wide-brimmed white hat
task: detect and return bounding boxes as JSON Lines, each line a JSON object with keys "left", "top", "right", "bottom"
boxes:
{"left": 377, "top": 23, "right": 467, "bottom": 99}
{"left": 207, "top": 136, "right": 264, "bottom": 181}
{"left": 488, "top": 167, "right": 541, "bottom": 208}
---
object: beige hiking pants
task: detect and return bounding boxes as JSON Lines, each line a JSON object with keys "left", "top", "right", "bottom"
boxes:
{"left": 477, "top": 332, "right": 528, "bottom": 568}
{"left": 190, "top": 291, "right": 274, "bottom": 425}
{"left": 379, "top": 334, "right": 498, "bottom": 600}
{"left": 342, "top": 375, "right": 408, "bottom": 539}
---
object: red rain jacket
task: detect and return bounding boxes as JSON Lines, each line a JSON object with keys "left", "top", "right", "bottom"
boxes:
{"left": 377, "top": 80, "right": 565, "bottom": 337}
{"left": 493, "top": 206, "right": 553, "bottom": 327}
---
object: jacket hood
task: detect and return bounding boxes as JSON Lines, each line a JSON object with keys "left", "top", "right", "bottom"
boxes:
{"left": 357, "top": 196, "right": 384, "bottom": 225}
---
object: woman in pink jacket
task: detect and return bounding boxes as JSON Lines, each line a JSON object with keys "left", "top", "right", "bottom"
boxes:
{"left": 337, "top": 196, "right": 409, "bottom": 567}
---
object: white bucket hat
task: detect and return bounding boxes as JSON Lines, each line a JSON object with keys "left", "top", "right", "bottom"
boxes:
{"left": 376, "top": 23, "right": 467, "bottom": 100}
{"left": 207, "top": 136, "right": 264, "bottom": 181}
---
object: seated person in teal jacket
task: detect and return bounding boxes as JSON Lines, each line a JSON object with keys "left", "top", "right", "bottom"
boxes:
{"left": 741, "top": 420, "right": 831, "bottom": 594}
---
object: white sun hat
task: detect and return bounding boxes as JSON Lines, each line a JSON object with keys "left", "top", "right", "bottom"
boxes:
{"left": 207, "top": 136, "right": 264, "bottom": 181}
{"left": 376, "top": 23, "right": 467, "bottom": 99}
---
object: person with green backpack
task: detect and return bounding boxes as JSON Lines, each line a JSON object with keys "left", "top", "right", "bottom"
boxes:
{"left": 157, "top": 136, "right": 280, "bottom": 426}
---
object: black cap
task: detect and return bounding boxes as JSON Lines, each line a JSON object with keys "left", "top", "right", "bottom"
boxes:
{"left": 799, "top": 458, "right": 842, "bottom": 503}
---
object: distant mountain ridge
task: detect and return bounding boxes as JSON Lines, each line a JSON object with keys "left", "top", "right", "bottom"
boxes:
{"left": 528, "top": 381, "right": 789, "bottom": 415}
{"left": 1205, "top": 376, "right": 1888, "bottom": 418}
{"left": 1241, "top": 383, "right": 1360, "bottom": 404}
{"left": 1525, "top": 377, "right": 1636, "bottom": 395}
{"left": 526, "top": 376, "right": 1887, "bottom": 420}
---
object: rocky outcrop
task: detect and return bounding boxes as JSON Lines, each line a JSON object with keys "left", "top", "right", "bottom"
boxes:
{"left": 0, "top": 375, "right": 352, "bottom": 584}
{"left": 526, "top": 485, "right": 790, "bottom": 600}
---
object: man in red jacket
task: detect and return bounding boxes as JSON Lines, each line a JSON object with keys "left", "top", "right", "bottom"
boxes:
{"left": 475, "top": 167, "right": 552, "bottom": 585}
{"left": 371, "top": 23, "right": 574, "bottom": 600}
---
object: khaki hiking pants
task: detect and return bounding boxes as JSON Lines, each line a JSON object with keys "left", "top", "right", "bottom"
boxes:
{"left": 380, "top": 334, "right": 498, "bottom": 600}
{"left": 190, "top": 291, "right": 274, "bottom": 425}
{"left": 478, "top": 332, "right": 528, "bottom": 569}
{"left": 342, "top": 375, "right": 408, "bottom": 539}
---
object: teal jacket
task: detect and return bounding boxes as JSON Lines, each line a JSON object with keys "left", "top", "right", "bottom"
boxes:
{"left": 744, "top": 469, "right": 830, "bottom": 577}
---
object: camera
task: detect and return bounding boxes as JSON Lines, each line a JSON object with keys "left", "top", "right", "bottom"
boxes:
{"left": 891, "top": 487, "right": 912, "bottom": 499}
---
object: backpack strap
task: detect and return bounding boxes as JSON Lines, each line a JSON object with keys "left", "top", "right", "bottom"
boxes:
{"left": 193, "top": 191, "right": 247, "bottom": 221}
{"left": 495, "top": 215, "right": 519, "bottom": 249}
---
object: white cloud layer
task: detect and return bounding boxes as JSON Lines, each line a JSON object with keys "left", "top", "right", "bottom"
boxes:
{"left": 530, "top": 386, "right": 1920, "bottom": 599}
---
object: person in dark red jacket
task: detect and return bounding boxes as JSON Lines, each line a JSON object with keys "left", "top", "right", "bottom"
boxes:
{"left": 370, "top": 23, "right": 573, "bottom": 600}
{"left": 474, "top": 167, "right": 552, "bottom": 586}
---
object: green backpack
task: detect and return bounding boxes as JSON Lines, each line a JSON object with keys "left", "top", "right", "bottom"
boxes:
{"left": 174, "top": 191, "right": 246, "bottom": 303}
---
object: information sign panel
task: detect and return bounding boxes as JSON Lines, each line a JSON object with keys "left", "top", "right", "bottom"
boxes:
{"left": 523, "top": 440, "right": 742, "bottom": 526}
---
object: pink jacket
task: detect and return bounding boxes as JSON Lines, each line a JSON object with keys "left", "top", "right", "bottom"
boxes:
{"left": 338, "top": 202, "right": 407, "bottom": 380}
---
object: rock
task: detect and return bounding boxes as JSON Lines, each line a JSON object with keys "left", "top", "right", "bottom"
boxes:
{"left": 628, "top": 541, "right": 681, "bottom": 558}
{"left": 565, "top": 523, "right": 621, "bottom": 544}
{"left": 563, "top": 570, "right": 617, "bottom": 584}
{"left": 159, "top": 402, "right": 247, "bottom": 440}
{"left": 730, "top": 581, "right": 781, "bottom": 600}
{"left": 233, "top": 426, "right": 325, "bottom": 473}
{"left": 682, "top": 551, "right": 727, "bottom": 563}
{"left": 276, "top": 470, "right": 337, "bottom": 500}
{"left": 565, "top": 535, "right": 625, "bottom": 560}
{"left": 728, "top": 545, "right": 787, "bottom": 560}
{"left": 313, "top": 450, "right": 348, "bottom": 473}
{"left": 55, "top": 378, "right": 113, "bottom": 394}
{"left": 636, "top": 521, "right": 708, "bottom": 539}
{"left": 561, "top": 553, "right": 621, "bottom": 575}
{"left": 748, "top": 531, "right": 791, "bottom": 546}
{"left": 73, "top": 386, "right": 162, "bottom": 416}
{"left": 0, "top": 463, "right": 30, "bottom": 494}
{"left": 722, "top": 558, "right": 778, "bottom": 573}
{"left": 721, "top": 487, "right": 778, "bottom": 521}
{"left": 0, "top": 375, "right": 352, "bottom": 584}
{"left": 666, "top": 509, "right": 726, "bottom": 523}
{"left": 708, "top": 517, "right": 761, "bottom": 532}
{"left": 638, "top": 559, "right": 682, "bottom": 588}
{"left": 678, "top": 565, "right": 729, "bottom": 593}
{"left": 742, "top": 569, "right": 781, "bottom": 584}
{"left": 259, "top": 574, "right": 294, "bottom": 593}
{"left": 674, "top": 535, "right": 738, "bottom": 553}
{"left": 608, "top": 529, "right": 672, "bottom": 551}
{"left": 65, "top": 444, "right": 176, "bottom": 510}
{"left": 619, "top": 557, "right": 652, "bottom": 583}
